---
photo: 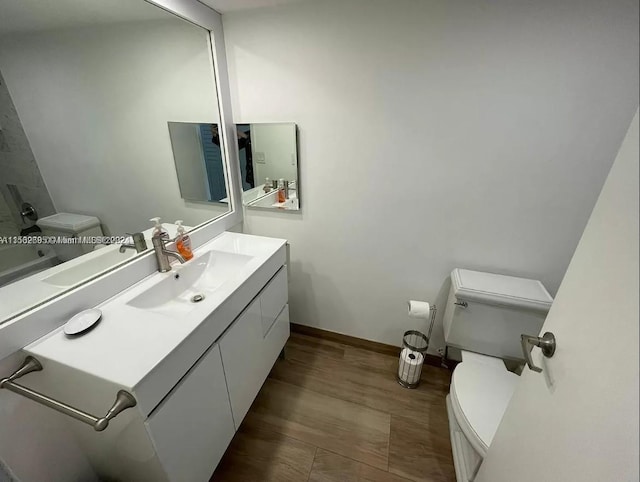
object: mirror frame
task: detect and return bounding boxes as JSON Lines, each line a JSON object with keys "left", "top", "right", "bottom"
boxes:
{"left": 147, "top": 0, "right": 243, "bottom": 241}
{"left": 0, "top": 0, "right": 243, "bottom": 357}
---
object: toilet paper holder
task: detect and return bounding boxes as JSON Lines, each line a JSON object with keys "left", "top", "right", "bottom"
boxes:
{"left": 397, "top": 304, "right": 437, "bottom": 389}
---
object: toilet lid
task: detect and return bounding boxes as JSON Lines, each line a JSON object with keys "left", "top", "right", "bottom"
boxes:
{"left": 37, "top": 213, "right": 100, "bottom": 233}
{"left": 451, "top": 268, "right": 553, "bottom": 313}
{"left": 450, "top": 362, "right": 519, "bottom": 451}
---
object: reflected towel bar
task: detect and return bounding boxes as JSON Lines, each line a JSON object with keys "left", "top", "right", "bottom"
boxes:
{"left": 0, "top": 356, "right": 136, "bottom": 431}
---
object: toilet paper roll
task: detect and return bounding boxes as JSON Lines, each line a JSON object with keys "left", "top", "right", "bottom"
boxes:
{"left": 398, "top": 347, "right": 424, "bottom": 385}
{"left": 408, "top": 300, "right": 430, "bottom": 319}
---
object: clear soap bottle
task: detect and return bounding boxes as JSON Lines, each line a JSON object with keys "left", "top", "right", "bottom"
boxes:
{"left": 150, "top": 217, "right": 169, "bottom": 239}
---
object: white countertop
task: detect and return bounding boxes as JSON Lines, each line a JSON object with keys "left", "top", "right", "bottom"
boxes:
{"left": 24, "top": 231, "right": 287, "bottom": 413}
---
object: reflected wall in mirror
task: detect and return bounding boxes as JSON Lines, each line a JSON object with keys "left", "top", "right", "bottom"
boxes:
{"left": 168, "top": 122, "right": 228, "bottom": 203}
{"left": 0, "top": 0, "right": 228, "bottom": 323}
{"left": 236, "top": 123, "right": 299, "bottom": 211}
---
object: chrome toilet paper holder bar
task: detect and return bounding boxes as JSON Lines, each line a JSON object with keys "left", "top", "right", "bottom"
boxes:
{"left": 0, "top": 356, "right": 136, "bottom": 431}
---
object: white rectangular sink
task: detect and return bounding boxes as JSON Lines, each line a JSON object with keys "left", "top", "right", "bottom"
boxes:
{"left": 127, "top": 250, "right": 253, "bottom": 316}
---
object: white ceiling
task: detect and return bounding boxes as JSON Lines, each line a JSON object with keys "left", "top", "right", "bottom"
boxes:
{"left": 0, "top": 0, "right": 169, "bottom": 36}
{"left": 198, "top": 0, "right": 309, "bottom": 14}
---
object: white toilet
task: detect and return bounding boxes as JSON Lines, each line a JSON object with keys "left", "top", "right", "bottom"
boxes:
{"left": 443, "top": 268, "right": 553, "bottom": 482}
{"left": 36, "top": 213, "right": 104, "bottom": 262}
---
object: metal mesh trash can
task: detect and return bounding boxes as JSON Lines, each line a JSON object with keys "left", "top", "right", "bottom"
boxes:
{"left": 397, "top": 330, "right": 429, "bottom": 388}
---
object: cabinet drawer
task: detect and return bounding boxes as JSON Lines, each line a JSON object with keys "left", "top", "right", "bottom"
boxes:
{"left": 263, "top": 304, "right": 290, "bottom": 369}
{"left": 146, "top": 344, "right": 235, "bottom": 482}
{"left": 260, "top": 266, "right": 288, "bottom": 337}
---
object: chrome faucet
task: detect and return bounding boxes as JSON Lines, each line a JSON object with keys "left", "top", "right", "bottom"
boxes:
{"left": 119, "top": 232, "right": 148, "bottom": 253}
{"left": 152, "top": 233, "right": 186, "bottom": 272}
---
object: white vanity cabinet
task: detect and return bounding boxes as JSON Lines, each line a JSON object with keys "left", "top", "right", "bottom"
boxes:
{"left": 146, "top": 267, "right": 290, "bottom": 480}
{"left": 20, "top": 232, "right": 290, "bottom": 482}
{"left": 146, "top": 344, "right": 235, "bottom": 482}
{"left": 220, "top": 267, "right": 289, "bottom": 426}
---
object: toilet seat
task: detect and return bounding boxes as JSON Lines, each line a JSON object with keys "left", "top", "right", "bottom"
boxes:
{"left": 450, "top": 361, "right": 519, "bottom": 454}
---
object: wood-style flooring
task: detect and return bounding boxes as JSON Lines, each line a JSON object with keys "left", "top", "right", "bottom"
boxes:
{"left": 211, "top": 332, "right": 455, "bottom": 482}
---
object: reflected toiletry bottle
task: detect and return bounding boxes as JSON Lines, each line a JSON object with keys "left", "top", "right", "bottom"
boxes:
{"left": 174, "top": 220, "right": 193, "bottom": 261}
{"left": 150, "top": 217, "right": 169, "bottom": 239}
{"left": 277, "top": 179, "right": 286, "bottom": 203}
{"left": 264, "top": 177, "right": 271, "bottom": 193}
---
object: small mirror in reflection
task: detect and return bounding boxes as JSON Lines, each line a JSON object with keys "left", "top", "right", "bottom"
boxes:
{"left": 236, "top": 123, "right": 299, "bottom": 211}
{"left": 168, "top": 122, "right": 228, "bottom": 204}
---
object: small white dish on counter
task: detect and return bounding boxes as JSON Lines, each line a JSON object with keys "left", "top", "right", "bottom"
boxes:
{"left": 64, "top": 308, "right": 102, "bottom": 335}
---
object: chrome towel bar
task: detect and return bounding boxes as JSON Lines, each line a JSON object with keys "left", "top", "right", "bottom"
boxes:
{"left": 0, "top": 356, "right": 136, "bottom": 431}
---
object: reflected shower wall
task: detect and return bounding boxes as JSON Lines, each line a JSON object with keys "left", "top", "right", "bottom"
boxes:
{"left": 0, "top": 68, "right": 57, "bottom": 285}
{"left": 0, "top": 190, "right": 16, "bottom": 237}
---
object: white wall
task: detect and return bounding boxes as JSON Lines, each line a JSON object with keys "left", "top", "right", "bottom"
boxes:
{"left": 224, "top": 0, "right": 639, "bottom": 351}
{"left": 0, "top": 19, "right": 227, "bottom": 236}
{"left": 477, "top": 111, "right": 638, "bottom": 481}
{"left": 251, "top": 123, "right": 297, "bottom": 183}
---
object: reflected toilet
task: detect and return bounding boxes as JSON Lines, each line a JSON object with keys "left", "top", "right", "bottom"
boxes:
{"left": 37, "top": 213, "right": 104, "bottom": 262}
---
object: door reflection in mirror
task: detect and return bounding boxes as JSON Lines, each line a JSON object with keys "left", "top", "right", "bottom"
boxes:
{"left": 168, "top": 122, "right": 228, "bottom": 203}
{"left": 236, "top": 123, "right": 299, "bottom": 211}
{"left": 236, "top": 124, "right": 255, "bottom": 190}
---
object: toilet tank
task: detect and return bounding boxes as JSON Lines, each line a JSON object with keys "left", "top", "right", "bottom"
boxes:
{"left": 443, "top": 269, "right": 553, "bottom": 360}
{"left": 37, "top": 213, "right": 103, "bottom": 261}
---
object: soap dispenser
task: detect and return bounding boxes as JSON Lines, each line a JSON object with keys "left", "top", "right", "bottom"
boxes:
{"left": 150, "top": 217, "right": 169, "bottom": 239}
{"left": 174, "top": 220, "right": 193, "bottom": 261}
{"left": 277, "top": 179, "right": 286, "bottom": 203}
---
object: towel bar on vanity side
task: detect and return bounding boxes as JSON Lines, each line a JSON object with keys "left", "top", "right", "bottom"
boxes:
{"left": 0, "top": 356, "right": 136, "bottom": 431}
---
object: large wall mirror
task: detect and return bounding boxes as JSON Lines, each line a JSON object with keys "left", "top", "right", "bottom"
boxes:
{"left": 0, "top": 0, "right": 229, "bottom": 323}
{"left": 236, "top": 123, "right": 300, "bottom": 211}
